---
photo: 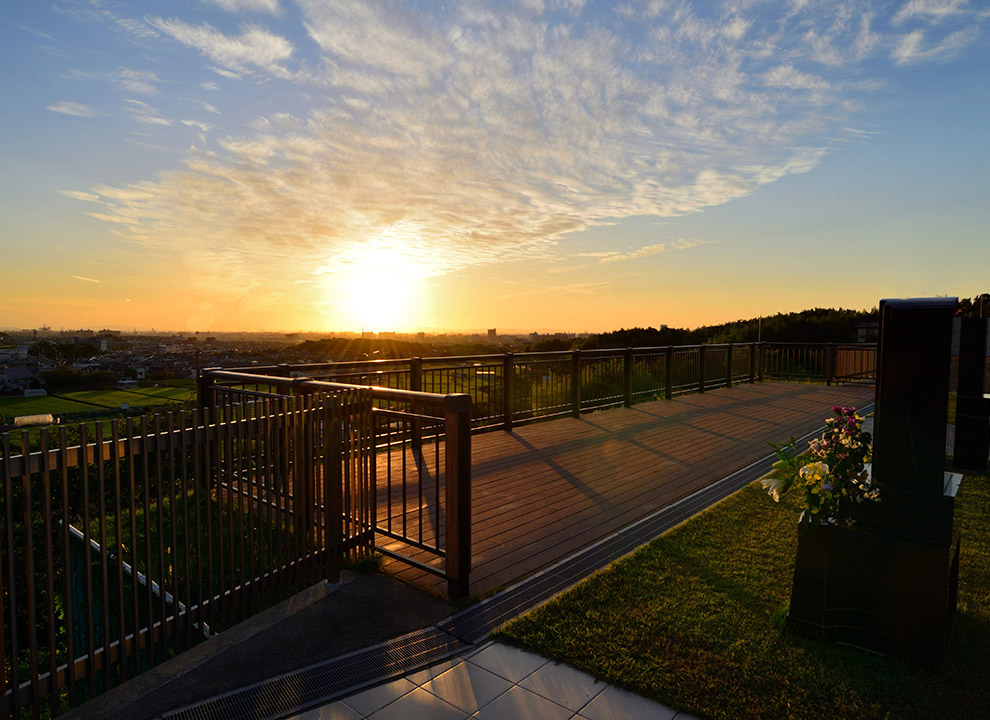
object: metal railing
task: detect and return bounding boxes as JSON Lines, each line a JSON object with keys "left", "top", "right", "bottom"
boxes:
{"left": 224, "top": 342, "right": 876, "bottom": 432}
{"left": 0, "top": 387, "right": 384, "bottom": 718}
{"left": 197, "top": 371, "right": 473, "bottom": 601}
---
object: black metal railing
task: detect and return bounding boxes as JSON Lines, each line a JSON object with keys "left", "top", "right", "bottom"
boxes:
{"left": 0, "top": 387, "right": 384, "bottom": 717}
{"left": 223, "top": 342, "right": 877, "bottom": 432}
{"left": 197, "top": 371, "right": 473, "bottom": 601}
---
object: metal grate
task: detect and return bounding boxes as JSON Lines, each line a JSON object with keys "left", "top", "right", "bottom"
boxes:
{"left": 162, "top": 626, "right": 467, "bottom": 720}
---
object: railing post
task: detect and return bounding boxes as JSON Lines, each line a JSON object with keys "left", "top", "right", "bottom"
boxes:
{"left": 292, "top": 377, "right": 316, "bottom": 530}
{"left": 196, "top": 370, "right": 213, "bottom": 410}
{"left": 624, "top": 347, "right": 633, "bottom": 407}
{"left": 444, "top": 394, "right": 472, "bottom": 599}
{"left": 664, "top": 346, "right": 673, "bottom": 400}
{"left": 410, "top": 357, "right": 423, "bottom": 452}
{"left": 757, "top": 343, "right": 764, "bottom": 383}
{"left": 698, "top": 345, "right": 706, "bottom": 393}
{"left": 502, "top": 353, "right": 514, "bottom": 431}
{"left": 725, "top": 343, "right": 733, "bottom": 389}
{"left": 749, "top": 343, "right": 756, "bottom": 384}
{"left": 571, "top": 350, "right": 582, "bottom": 417}
{"left": 825, "top": 343, "right": 835, "bottom": 386}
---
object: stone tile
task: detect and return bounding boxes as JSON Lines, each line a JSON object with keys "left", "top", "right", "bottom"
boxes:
{"left": 342, "top": 678, "right": 416, "bottom": 717}
{"left": 518, "top": 661, "right": 606, "bottom": 712}
{"left": 406, "top": 657, "right": 465, "bottom": 686}
{"left": 366, "top": 686, "right": 469, "bottom": 720}
{"left": 580, "top": 685, "right": 677, "bottom": 720}
{"left": 284, "top": 701, "right": 363, "bottom": 720}
{"left": 466, "top": 642, "right": 549, "bottom": 684}
{"left": 472, "top": 685, "right": 573, "bottom": 720}
{"left": 422, "top": 660, "right": 513, "bottom": 713}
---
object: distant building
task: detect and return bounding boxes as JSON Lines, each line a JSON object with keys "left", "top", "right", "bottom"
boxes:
{"left": 0, "top": 366, "right": 39, "bottom": 393}
{"left": 488, "top": 328, "right": 497, "bottom": 342}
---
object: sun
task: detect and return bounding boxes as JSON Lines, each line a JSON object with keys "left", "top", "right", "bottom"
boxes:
{"left": 318, "top": 234, "right": 433, "bottom": 332}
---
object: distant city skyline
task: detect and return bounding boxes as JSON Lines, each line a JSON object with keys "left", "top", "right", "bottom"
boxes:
{"left": 3, "top": 1, "right": 989, "bottom": 333}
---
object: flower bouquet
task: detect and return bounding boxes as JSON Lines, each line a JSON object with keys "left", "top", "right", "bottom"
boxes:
{"left": 761, "top": 405, "right": 879, "bottom": 525}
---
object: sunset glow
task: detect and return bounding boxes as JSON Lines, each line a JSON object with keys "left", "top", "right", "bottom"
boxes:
{"left": 2, "top": 2, "right": 989, "bottom": 332}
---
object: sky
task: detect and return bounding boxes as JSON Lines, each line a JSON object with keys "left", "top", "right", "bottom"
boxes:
{"left": 2, "top": 0, "right": 989, "bottom": 334}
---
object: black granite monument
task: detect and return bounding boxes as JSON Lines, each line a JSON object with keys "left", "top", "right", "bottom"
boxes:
{"left": 788, "top": 297, "right": 990, "bottom": 666}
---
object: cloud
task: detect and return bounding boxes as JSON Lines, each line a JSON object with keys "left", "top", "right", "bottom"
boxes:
{"left": 893, "top": 0, "right": 971, "bottom": 25}
{"left": 83, "top": 0, "right": 988, "bottom": 299}
{"left": 123, "top": 99, "right": 173, "bottom": 125}
{"left": 201, "top": 81, "right": 218, "bottom": 91}
{"left": 46, "top": 100, "right": 97, "bottom": 116}
{"left": 73, "top": 275, "right": 101, "bottom": 283}
{"left": 208, "top": 0, "right": 281, "bottom": 14}
{"left": 892, "top": 27, "right": 978, "bottom": 63}
{"left": 150, "top": 18, "right": 293, "bottom": 75}
{"left": 115, "top": 68, "right": 161, "bottom": 95}
{"left": 599, "top": 238, "right": 710, "bottom": 264}
{"left": 59, "top": 189, "right": 101, "bottom": 202}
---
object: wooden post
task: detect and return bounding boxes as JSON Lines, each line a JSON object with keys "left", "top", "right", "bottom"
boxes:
{"left": 502, "top": 353, "right": 514, "bottom": 431}
{"left": 664, "top": 346, "right": 673, "bottom": 400}
{"left": 825, "top": 343, "right": 835, "bottom": 386}
{"left": 571, "top": 350, "right": 582, "bottom": 417}
{"left": 698, "top": 345, "right": 706, "bottom": 393}
{"left": 623, "top": 347, "right": 633, "bottom": 407}
{"left": 444, "top": 394, "right": 472, "bottom": 599}
{"left": 749, "top": 343, "right": 757, "bottom": 384}
{"left": 757, "top": 343, "right": 764, "bottom": 383}
{"left": 725, "top": 343, "right": 734, "bottom": 388}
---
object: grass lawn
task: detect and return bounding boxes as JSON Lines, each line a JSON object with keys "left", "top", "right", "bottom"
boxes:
{"left": 496, "top": 474, "right": 990, "bottom": 719}
{"left": 1, "top": 386, "right": 194, "bottom": 418}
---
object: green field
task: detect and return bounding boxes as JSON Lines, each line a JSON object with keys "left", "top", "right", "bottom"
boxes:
{"left": 0, "top": 386, "right": 195, "bottom": 419}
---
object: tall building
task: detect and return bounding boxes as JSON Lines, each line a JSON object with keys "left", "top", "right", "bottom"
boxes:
{"left": 487, "top": 328, "right": 497, "bottom": 342}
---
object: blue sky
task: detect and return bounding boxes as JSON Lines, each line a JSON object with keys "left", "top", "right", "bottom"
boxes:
{"left": 2, "top": 0, "right": 989, "bottom": 332}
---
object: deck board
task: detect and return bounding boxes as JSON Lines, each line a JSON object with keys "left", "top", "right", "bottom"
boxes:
{"left": 376, "top": 381, "right": 876, "bottom": 597}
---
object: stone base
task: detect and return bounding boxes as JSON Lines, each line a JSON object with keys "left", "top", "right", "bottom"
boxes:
{"left": 787, "top": 520, "right": 960, "bottom": 668}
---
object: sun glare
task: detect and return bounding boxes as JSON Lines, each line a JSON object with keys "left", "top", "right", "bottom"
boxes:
{"left": 318, "top": 234, "right": 433, "bottom": 332}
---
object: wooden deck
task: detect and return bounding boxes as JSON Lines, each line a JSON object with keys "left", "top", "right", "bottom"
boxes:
{"left": 378, "top": 381, "right": 876, "bottom": 597}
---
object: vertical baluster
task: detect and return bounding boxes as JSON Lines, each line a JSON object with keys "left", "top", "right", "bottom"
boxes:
{"left": 166, "top": 413, "right": 180, "bottom": 651}
{"left": 110, "top": 423, "right": 127, "bottom": 684}
{"left": 58, "top": 427, "right": 76, "bottom": 707}
{"left": 2, "top": 434, "right": 21, "bottom": 715}
{"left": 39, "top": 430, "right": 58, "bottom": 714}
{"left": 179, "top": 411, "right": 193, "bottom": 648}
{"left": 80, "top": 425, "right": 98, "bottom": 689}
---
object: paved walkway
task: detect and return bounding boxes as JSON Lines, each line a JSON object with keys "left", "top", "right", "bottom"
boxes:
{"left": 288, "top": 641, "right": 693, "bottom": 720}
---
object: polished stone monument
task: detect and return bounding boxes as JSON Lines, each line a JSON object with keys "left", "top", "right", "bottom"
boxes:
{"left": 788, "top": 297, "right": 989, "bottom": 666}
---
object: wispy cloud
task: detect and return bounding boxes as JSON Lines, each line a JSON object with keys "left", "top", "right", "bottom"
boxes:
{"left": 79, "top": 0, "right": 987, "bottom": 297}
{"left": 208, "top": 0, "right": 281, "bottom": 14}
{"left": 46, "top": 100, "right": 97, "bottom": 117}
{"left": 150, "top": 18, "right": 293, "bottom": 75}
{"left": 59, "top": 189, "right": 101, "bottom": 202}
{"left": 892, "top": 27, "right": 978, "bottom": 63}
{"left": 114, "top": 68, "right": 162, "bottom": 95}
{"left": 894, "top": 0, "right": 971, "bottom": 25}
{"left": 599, "top": 238, "right": 711, "bottom": 264}
{"left": 123, "top": 99, "right": 172, "bottom": 125}
{"left": 72, "top": 275, "right": 100, "bottom": 283}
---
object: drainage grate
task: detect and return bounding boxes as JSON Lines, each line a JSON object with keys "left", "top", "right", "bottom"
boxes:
{"left": 161, "top": 626, "right": 468, "bottom": 720}
{"left": 163, "top": 412, "right": 870, "bottom": 720}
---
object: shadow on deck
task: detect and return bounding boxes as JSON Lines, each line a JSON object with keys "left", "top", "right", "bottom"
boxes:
{"left": 379, "top": 381, "right": 876, "bottom": 597}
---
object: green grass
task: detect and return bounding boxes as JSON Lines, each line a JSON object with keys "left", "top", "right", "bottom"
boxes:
{"left": 496, "top": 475, "right": 990, "bottom": 720}
{"left": 1, "top": 386, "right": 194, "bottom": 418}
